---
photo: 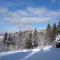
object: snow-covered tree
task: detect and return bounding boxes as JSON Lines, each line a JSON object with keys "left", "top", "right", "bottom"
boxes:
{"left": 57, "top": 21, "right": 60, "bottom": 34}
{"left": 33, "top": 28, "right": 38, "bottom": 48}
{"left": 46, "top": 24, "right": 52, "bottom": 44}
{"left": 54, "top": 34, "right": 60, "bottom": 48}
{"left": 3, "top": 32, "right": 8, "bottom": 47}
{"left": 25, "top": 32, "right": 33, "bottom": 49}
{"left": 8, "top": 33, "right": 15, "bottom": 47}
{"left": 18, "top": 30, "right": 23, "bottom": 49}
{"left": 52, "top": 23, "right": 57, "bottom": 41}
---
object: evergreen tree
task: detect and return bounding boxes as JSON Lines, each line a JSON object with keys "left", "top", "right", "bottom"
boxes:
{"left": 5, "top": 33, "right": 16, "bottom": 50}
{"left": 7, "top": 34, "right": 13, "bottom": 47}
{"left": 33, "top": 28, "right": 38, "bottom": 48}
{"left": 18, "top": 30, "right": 22, "bottom": 49}
{"left": 46, "top": 24, "right": 52, "bottom": 44}
{"left": 57, "top": 21, "right": 60, "bottom": 34}
{"left": 3, "top": 32, "right": 8, "bottom": 46}
{"left": 25, "top": 32, "right": 33, "bottom": 49}
{"left": 52, "top": 23, "right": 57, "bottom": 41}
{"left": 55, "top": 21, "right": 60, "bottom": 48}
{"left": 19, "top": 30, "right": 22, "bottom": 37}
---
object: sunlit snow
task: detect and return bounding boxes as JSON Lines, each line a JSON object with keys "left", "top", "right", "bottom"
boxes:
{"left": 0, "top": 46, "right": 60, "bottom": 60}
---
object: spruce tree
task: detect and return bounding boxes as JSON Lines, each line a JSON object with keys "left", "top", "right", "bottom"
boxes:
{"left": 33, "top": 28, "right": 38, "bottom": 48}
{"left": 18, "top": 30, "right": 22, "bottom": 49}
{"left": 46, "top": 24, "right": 52, "bottom": 44}
{"left": 25, "top": 32, "right": 33, "bottom": 49}
{"left": 7, "top": 34, "right": 13, "bottom": 47}
{"left": 3, "top": 32, "right": 8, "bottom": 46}
{"left": 19, "top": 30, "right": 22, "bottom": 37}
{"left": 57, "top": 21, "right": 60, "bottom": 34}
{"left": 52, "top": 23, "right": 57, "bottom": 41}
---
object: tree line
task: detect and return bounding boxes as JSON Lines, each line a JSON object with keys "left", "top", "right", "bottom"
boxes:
{"left": 2, "top": 21, "right": 60, "bottom": 50}
{"left": 46, "top": 21, "right": 60, "bottom": 45}
{"left": 3, "top": 28, "right": 39, "bottom": 49}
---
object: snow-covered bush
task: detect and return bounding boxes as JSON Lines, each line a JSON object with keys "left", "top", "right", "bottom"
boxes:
{"left": 54, "top": 34, "right": 60, "bottom": 48}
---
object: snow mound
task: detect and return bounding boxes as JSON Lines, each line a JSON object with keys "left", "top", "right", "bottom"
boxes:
{"left": 0, "top": 36, "right": 3, "bottom": 39}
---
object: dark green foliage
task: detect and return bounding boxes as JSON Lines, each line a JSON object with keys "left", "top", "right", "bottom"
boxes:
{"left": 46, "top": 21, "right": 60, "bottom": 46}
{"left": 46, "top": 24, "right": 52, "bottom": 43}
{"left": 3, "top": 32, "right": 8, "bottom": 46}
{"left": 18, "top": 30, "right": 22, "bottom": 48}
{"left": 8, "top": 34, "right": 16, "bottom": 47}
{"left": 46, "top": 24, "right": 52, "bottom": 36}
{"left": 57, "top": 21, "right": 60, "bottom": 34}
{"left": 52, "top": 23, "right": 57, "bottom": 41}
{"left": 33, "top": 28, "right": 38, "bottom": 48}
{"left": 25, "top": 32, "right": 33, "bottom": 49}
{"left": 7, "top": 34, "right": 12, "bottom": 47}
{"left": 55, "top": 21, "right": 60, "bottom": 48}
{"left": 3, "top": 32, "right": 15, "bottom": 47}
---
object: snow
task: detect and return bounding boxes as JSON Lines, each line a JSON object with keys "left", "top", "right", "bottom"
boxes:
{"left": 0, "top": 36, "right": 3, "bottom": 39}
{"left": 43, "top": 46, "right": 52, "bottom": 52}
{"left": 21, "top": 46, "right": 41, "bottom": 60}
{"left": 0, "top": 46, "right": 60, "bottom": 60}
{"left": 54, "top": 34, "right": 60, "bottom": 46}
{"left": 55, "top": 34, "right": 60, "bottom": 42}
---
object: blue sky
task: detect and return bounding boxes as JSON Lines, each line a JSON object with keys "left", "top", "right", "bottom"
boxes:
{"left": 0, "top": 0, "right": 60, "bottom": 33}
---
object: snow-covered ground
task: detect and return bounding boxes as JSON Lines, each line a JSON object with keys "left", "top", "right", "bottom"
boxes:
{"left": 0, "top": 35, "right": 3, "bottom": 41}
{"left": 0, "top": 45, "right": 60, "bottom": 60}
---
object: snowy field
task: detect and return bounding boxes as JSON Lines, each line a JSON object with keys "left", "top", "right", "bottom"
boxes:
{"left": 0, "top": 46, "right": 60, "bottom": 60}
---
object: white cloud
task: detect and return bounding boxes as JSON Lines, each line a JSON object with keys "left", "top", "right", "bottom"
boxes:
{"left": 27, "top": 7, "right": 49, "bottom": 17}
{"left": 0, "top": 7, "right": 60, "bottom": 26}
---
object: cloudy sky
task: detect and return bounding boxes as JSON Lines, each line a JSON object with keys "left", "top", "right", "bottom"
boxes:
{"left": 0, "top": 0, "right": 60, "bottom": 33}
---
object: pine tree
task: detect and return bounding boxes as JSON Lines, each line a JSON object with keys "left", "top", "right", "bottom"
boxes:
{"left": 3, "top": 32, "right": 8, "bottom": 46}
{"left": 33, "top": 28, "right": 38, "bottom": 48}
{"left": 57, "top": 21, "right": 60, "bottom": 34}
{"left": 7, "top": 34, "right": 13, "bottom": 47}
{"left": 46, "top": 24, "right": 52, "bottom": 44}
{"left": 52, "top": 23, "right": 57, "bottom": 41}
{"left": 18, "top": 30, "right": 22, "bottom": 49}
{"left": 25, "top": 32, "right": 33, "bottom": 49}
{"left": 19, "top": 30, "right": 22, "bottom": 37}
{"left": 55, "top": 21, "right": 60, "bottom": 48}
